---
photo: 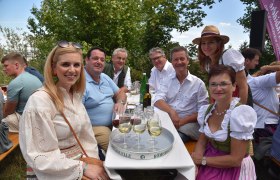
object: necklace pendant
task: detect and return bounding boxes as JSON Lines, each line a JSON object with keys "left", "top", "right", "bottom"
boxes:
{"left": 215, "top": 109, "right": 227, "bottom": 116}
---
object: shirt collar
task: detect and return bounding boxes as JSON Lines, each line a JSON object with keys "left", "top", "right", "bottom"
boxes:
{"left": 84, "top": 68, "right": 103, "bottom": 84}
{"left": 162, "top": 60, "right": 172, "bottom": 71}
{"left": 171, "top": 70, "right": 193, "bottom": 82}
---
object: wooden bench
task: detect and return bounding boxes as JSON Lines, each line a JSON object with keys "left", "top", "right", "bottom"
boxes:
{"left": 184, "top": 140, "right": 197, "bottom": 154}
{"left": 270, "top": 156, "right": 280, "bottom": 167}
{"left": 0, "top": 132, "right": 19, "bottom": 162}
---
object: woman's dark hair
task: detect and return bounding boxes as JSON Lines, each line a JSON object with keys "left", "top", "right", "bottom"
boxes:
{"left": 208, "top": 65, "right": 236, "bottom": 84}
{"left": 197, "top": 37, "right": 224, "bottom": 71}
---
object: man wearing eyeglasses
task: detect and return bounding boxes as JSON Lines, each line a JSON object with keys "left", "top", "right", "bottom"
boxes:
{"left": 83, "top": 47, "right": 127, "bottom": 152}
{"left": 148, "top": 47, "right": 175, "bottom": 93}
{"left": 103, "top": 48, "right": 132, "bottom": 93}
{"left": 154, "top": 46, "right": 208, "bottom": 143}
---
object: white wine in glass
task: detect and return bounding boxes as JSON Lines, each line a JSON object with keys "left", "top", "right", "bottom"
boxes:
{"left": 119, "top": 112, "right": 132, "bottom": 148}
{"left": 147, "top": 113, "right": 162, "bottom": 151}
{"left": 132, "top": 113, "right": 147, "bottom": 150}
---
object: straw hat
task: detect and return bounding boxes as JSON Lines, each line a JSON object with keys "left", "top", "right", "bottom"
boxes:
{"left": 192, "top": 25, "right": 230, "bottom": 45}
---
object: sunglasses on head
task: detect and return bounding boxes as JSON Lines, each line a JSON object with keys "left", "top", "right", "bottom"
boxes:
{"left": 57, "top": 40, "right": 82, "bottom": 49}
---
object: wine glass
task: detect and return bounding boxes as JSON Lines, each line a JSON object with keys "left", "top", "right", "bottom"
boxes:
{"left": 132, "top": 112, "right": 147, "bottom": 150}
{"left": 147, "top": 113, "right": 162, "bottom": 152}
{"left": 112, "top": 111, "right": 123, "bottom": 143}
{"left": 144, "top": 106, "right": 155, "bottom": 143}
{"left": 145, "top": 106, "right": 154, "bottom": 120}
{"left": 112, "top": 111, "right": 120, "bottom": 129}
{"left": 118, "top": 111, "right": 132, "bottom": 148}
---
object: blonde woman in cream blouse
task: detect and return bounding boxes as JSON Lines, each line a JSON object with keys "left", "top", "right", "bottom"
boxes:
{"left": 19, "top": 41, "right": 109, "bottom": 180}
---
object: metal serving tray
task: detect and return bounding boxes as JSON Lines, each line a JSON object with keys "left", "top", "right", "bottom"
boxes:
{"left": 110, "top": 128, "right": 174, "bottom": 160}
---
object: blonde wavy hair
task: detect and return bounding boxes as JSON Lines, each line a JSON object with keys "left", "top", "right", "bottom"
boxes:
{"left": 43, "top": 43, "right": 85, "bottom": 113}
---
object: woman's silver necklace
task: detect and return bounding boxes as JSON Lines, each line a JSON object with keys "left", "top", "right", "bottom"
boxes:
{"left": 215, "top": 109, "right": 227, "bottom": 116}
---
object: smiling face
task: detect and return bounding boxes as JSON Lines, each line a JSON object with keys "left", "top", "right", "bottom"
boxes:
{"left": 112, "top": 51, "right": 127, "bottom": 71}
{"left": 85, "top": 49, "right": 106, "bottom": 77}
{"left": 200, "top": 37, "right": 221, "bottom": 57}
{"left": 53, "top": 52, "right": 82, "bottom": 91}
{"left": 171, "top": 50, "right": 189, "bottom": 74}
{"left": 209, "top": 73, "right": 236, "bottom": 102}
{"left": 149, "top": 51, "right": 167, "bottom": 71}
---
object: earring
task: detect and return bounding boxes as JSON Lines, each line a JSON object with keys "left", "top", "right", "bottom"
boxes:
{"left": 53, "top": 76, "right": 58, "bottom": 83}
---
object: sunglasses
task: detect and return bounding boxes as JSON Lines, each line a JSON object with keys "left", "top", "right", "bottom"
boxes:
{"left": 57, "top": 40, "right": 82, "bottom": 49}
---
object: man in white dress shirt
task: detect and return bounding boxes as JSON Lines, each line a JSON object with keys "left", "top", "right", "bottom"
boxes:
{"left": 103, "top": 48, "right": 132, "bottom": 93}
{"left": 148, "top": 47, "right": 175, "bottom": 93}
{"left": 154, "top": 46, "right": 209, "bottom": 142}
{"left": 247, "top": 63, "right": 280, "bottom": 159}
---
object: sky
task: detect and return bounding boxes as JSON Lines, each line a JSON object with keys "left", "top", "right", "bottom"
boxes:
{"left": 0, "top": 0, "right": 249, "bottom": 49}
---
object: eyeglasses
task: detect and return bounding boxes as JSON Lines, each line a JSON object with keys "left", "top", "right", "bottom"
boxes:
{"left": 209, "top": 82, "right": 232, "bottom": 88}
{"left": 150, "top": 55, "right": 163, "bottom": 62}
{"left": 57, "top": 40, "right": 82, "bottom": 49}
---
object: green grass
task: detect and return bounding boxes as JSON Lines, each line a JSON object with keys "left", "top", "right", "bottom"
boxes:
{"left": 0, "top": 147, "right": 25, "bottom": 179}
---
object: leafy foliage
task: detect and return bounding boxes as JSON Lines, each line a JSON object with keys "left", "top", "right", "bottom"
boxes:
{"left": 0, "top": 0, "right": 223, "bottom": 84}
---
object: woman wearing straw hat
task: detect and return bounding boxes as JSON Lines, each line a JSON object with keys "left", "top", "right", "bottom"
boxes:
{"left": 193, "top": 25, "right": 249, "bottom": 105}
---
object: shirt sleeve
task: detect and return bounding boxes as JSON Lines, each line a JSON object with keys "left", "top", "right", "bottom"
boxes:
{"left": 79, "top": 104, "right": 99, "bottom": 158}
{"left": 19, "top": 92, "right": 83, "bottom": 180}
{"left": 196, "top": 81, "right": 209, "bottom": 111}
{"left": 248, "top": 72, "right": 277, "bottom": 88}
{"left": 124, "top": 67, "right": 132, "bottom": 90}
{"left": 230, "top": 105, "right": 257, "bottom": 140}
{"left": 222, "top": 48, "right": 245, "bottom": 72}
{"left": 153, "top": 75, "right": 171, "bottom": 103}
{"left": 7, "top": 79, "right": 22, "bottom": 102}
{"left": 148, "top": 68, "right": 156, "bottom": 89}
{"left": 197, "top": 105, "right": 210, "bottom": 133}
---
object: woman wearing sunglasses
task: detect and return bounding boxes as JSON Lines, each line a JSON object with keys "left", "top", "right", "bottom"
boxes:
{"left": 19, "top": 41, "right": 109, "bottom": 180}
{"left": 191, "top": 65, "right": 257, "bottom": 180}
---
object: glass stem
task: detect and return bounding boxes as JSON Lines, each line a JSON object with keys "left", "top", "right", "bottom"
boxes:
{"left": 124, "top": 134, "right": 126, "bottom": 146}
{"left": 137, "top": 134, "right": 140, "bottom": 148}
{"left": 153, "top": 137, "right": 155, "bottom": 152}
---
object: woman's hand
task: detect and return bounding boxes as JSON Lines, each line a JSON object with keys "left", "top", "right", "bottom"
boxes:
{"left": 84, "top": 164, "right": 109, "bottom": 180}
{"left": 191, "top": 152, "right": 203, "bottom": 166}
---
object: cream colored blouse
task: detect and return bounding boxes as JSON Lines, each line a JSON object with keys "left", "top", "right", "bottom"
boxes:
{"left": 19, "top": 87, "right": 99, "bottom": 180}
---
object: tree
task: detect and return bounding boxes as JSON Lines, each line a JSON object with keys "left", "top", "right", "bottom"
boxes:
{"left": 27, "top": 0, "right": 221, "bottom": 77}
{"left": 0, "top": 27, "right": 30, "bottom": 58}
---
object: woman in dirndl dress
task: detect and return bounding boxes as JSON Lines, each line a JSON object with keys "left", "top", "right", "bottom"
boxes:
{"left": 191, "top": 65, "right": 257, "bottom": 180}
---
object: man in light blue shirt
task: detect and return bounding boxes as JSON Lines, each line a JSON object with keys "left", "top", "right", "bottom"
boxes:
{"left": 1, "top": 52, "right": 42, "bottom": 132}
{"left": 154, "top": 46, "right": 208, "bottom": 142}
{"left": 83, "top": 47, "right": 126, "bottom": 151}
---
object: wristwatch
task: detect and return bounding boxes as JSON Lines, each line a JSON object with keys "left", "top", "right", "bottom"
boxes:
{"left": 201, "top": 156, "right": 207, "bottom": 166}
